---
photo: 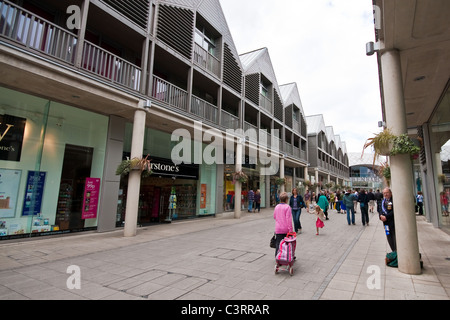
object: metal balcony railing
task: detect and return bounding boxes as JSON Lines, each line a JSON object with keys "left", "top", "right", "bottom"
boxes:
{"left": 0, "top": 0, "right": 142, "bottom": 92}
{"left": 191, "top": 96, "right": 218, "bottom": 124}
{"left": 193, "top": 43, "right": 220, "bottom": 78}
{"left": 0, "top": 0, "right": 77, "bottom": 64}
{"left": 151, "top": 76, "right": 189, "bottom": 112}
{"left": 259, "top": 94, "right": 272, "bottom": 114}
{"left": 221, "top": 110, "right": 239, "bottom": 130}
{"left": 81, "top": 41, "right": 141, "bottom": 91}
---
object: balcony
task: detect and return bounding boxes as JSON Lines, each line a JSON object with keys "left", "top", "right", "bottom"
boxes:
{"left": 152, "top": 75, "right": 221, "bottom": 125}
{"left": 0, "top": 0, "right": 77, "bottom": 64}
{"left": 221, "top": 110, "right": 239, "bottom": 130}
{"left": 0, "top": 0, "right": 142, "bottom": 92}
{"left": 193, "top": 43, "right": 220, "bottom": 78}
{"left": 151, "top": 76, "right": 189, "bottom": 112}
{"left": 260, "top": 94, "right": 272, "bottom": 114}
{"left": 82, "top": 41, "right": 141, "bottom": 91}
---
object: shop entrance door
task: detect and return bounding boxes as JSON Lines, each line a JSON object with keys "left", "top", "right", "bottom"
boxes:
{"left": 151, "top": 187, "right": 161, "bottom": 222}
{"left": 55, "top": 144, "right": 93, "bottom": 230}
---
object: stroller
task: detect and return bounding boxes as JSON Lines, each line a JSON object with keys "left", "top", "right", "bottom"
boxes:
{"left": 275, "top": 232, "right": 297, "bottom": 276}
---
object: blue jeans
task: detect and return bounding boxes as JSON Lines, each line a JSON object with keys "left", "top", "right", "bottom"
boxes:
{"left": 346, "top": 207, "right": 355, "bottom": 225}
{"left": 292, "top": 208, "right": 302, "bottom": 232}
{"left": 248, "top": 200, "right": 253, "bottom": 212}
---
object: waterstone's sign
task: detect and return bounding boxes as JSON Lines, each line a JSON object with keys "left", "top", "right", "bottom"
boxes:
{"left": 150, "top": 156, "right": 199, "bottom": 179}
{"left": 0, "top": 115, "right": 26, "bottom": 162}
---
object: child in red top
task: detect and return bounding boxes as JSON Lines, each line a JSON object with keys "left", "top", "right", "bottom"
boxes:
{"left": 310, "top": 205, "right": 326, "bottom": 235}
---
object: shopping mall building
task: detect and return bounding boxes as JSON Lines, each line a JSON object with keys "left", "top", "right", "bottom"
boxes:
{"left": 0, "top": 0, "right": 350, "bottom": 240}
{"left": 371, "top": 0, "right": 450, "bottom": 274}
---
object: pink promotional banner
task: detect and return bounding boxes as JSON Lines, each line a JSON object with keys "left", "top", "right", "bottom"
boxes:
{"left": 82, "top": 178, "right": 101, "bottom": 220}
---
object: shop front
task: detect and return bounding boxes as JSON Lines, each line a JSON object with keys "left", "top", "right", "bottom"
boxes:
{"left": 223, "top": 155, "right": 267, "bottom": 212}
{"left": 117, "top": 125, "right": 217, "bottom": 226}
{"left": 0, "top": 86, "right": 108, "bottom": 239}
{"left": 426, "top": 87, "right": 450, "bottom": 233}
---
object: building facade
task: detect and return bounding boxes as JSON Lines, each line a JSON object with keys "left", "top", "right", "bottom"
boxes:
{"left": 0, "top": 0, "right": 350, "bottom": 240}
{"left": 306, "top": 115, "right": 350, "bottom": 193}
{"left": 371, "top": 0, "right": 450, "bottom": 274}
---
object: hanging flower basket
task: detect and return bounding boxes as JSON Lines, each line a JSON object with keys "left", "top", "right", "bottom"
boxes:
{"left": 232, "top": 171, "right": 248, "bottom": 184}
{"left": 390, "top": 134, "right": 421, "bottom": 159}
{"left": 275, "top": 177, "right": 286, "bottom": 186}
{"left": 116, "top": 155, "right": 153, "bottom": 178}
{"left": 363, "top": 128, "right": 396, "bottom": 162}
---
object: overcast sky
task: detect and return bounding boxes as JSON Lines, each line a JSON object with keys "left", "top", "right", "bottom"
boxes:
{"left": 220, "top": 0, "right": 382, "bottom": 154}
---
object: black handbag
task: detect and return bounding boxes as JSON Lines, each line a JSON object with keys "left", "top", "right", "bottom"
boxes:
{"left": 270, "top": 234, "right": 276, "bottom": 248}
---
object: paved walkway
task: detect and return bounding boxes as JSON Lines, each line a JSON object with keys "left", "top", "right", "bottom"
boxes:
{"left": 0, "top": 207, "right": 449, "bottom": 301}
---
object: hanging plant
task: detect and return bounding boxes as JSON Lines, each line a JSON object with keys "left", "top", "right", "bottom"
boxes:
{"left": 232, "top": 171, "right": 248, "bottom": 184}
{"left": 304, "top": 180, "right": 312, "bottom": 188}
{"left": 390, "top": 134, "right": 421, "bottom": 158}
{"left": 362, "top": 128, "right": 396, "bottom": 164}
{"left": 116, "top": 155, "right": 153, "bottom": 178}
{"left": 275, "top": 177, "right": 286, "bottom": 186}
{"left": 438, "top": 174, "right": 446, "bottom": 184}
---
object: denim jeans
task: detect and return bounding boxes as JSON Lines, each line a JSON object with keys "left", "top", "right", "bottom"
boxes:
{"left": 292, "top": 208, "right": 302, "bottom": 232}
{"left": 360, "top": 204, "right": 369, "bottom": 225}
{"left": 346, "top": 207, "right": 355, "bottom": 225}
{"left": 248, "top": 200, "right": 253, "bottom": 212}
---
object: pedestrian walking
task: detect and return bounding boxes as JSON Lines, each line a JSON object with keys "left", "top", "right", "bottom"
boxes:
{"left": 289, "top": 188, "right": 304, "bottom": 234}
{"left": 358, "top": 189, "right": 370, "bottom": 226}
{"left": 273, "top": 192, "right": 294, "bottom": 256}
{"left": 335, "top": 191, "right": 342, "bottom": 213}
{"left": 254, "top": 189, "right": 261, "bottom": 213}
{"left": 416, "top": 191, "right": 424, "bottom": 216}
{"left": 304, "top": 190, "right": 311, "bottom": 210}
{"left": 367, "top": 189, "right": 375, "bottom": 213}
{"left": 317, "top": 191, "right": 329, "bottom": 220}
{"left": 248, "top": 189, "right": 254, "bottom": 212}
{"left": 343, "top": 190, "right": 356, "bottom": 225}
{"left": 330, "top": 192, "right": 335, "bottom": 210}
{"left": 374, "top": 189, "right": 383, "bottom": 214}
{"left": 310, "top": 205, "right": 325, "bottom": 235}
{"left": 380, "top": 188, "right": 397, "bottom": 252}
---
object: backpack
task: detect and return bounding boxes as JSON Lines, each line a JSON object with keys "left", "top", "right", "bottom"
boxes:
{"left": 276, "top": 233, "right": 296, "bottom": 264}
{"left": 385, "top": 252, "right": 398, "bottom": 268}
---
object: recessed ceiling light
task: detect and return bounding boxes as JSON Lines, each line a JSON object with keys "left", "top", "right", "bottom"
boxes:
{"left": 414, "top": 76, "right": 426, "bottom": 82}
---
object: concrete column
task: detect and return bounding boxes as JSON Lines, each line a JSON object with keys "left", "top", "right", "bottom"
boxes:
{"left": 280, "top": 156, "right": 285, "bottom": 193}
{"left": 234, "top": 140, "right": 243, "bottom": 219}
{"left": 124, "top": 109, "right": 147, "bottom": 237}
{"left": 381, "top": 50, "right": 421, "bottom": 275}
{"left": 315, "top": 169, "right": 319, "bottom": 194}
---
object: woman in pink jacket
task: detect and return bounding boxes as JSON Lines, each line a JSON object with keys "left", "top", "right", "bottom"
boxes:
{"left": 273, "top": 192, "right": 294, "bottom": 256}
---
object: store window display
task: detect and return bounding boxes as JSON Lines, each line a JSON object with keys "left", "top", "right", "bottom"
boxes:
{"left": 0, "top": 87, "right": 108, "bottom": 239}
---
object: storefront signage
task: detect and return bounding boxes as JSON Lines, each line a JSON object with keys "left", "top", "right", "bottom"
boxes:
{"left": 0, "top": 114, "right": 26, "bottom": 162}
{"left": 22, "top": 171, "right": 46, "bottom": 216}
{"left": 0, "top": 168, "right": 22, "bottom": 218}
{"left": 123, "top": 154, "right": 199, "bottom": 180}
{"left": 82, "top": 178, "right": 101, "bottom": 220}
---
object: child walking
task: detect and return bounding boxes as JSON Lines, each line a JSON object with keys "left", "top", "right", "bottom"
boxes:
{"left": 311, "top": 205, "right": 325, "bottom": 235}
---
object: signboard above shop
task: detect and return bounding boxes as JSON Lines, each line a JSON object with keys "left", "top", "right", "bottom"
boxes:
{"left": 122, "top": 154, "right": 199, "bottom": 180}
{"left": 0, "top": 114, "right": 26, "bottom": 162}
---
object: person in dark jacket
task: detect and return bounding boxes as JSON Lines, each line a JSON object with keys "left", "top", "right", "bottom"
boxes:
{"left": 358, "top": 190, "right": 370, "bottom": 226}
{"left": 380, "top": 188, "right": 396, "bottom": 252}
{"left": 289, "top": 188, "right": 304, "bottom": 234}
{"left": 343, "top": 190, "right": 356, "bottom": 225}
{"left": 374, "top": 189, "right": 383, "bottom": 214}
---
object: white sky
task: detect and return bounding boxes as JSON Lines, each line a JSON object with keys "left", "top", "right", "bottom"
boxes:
{"left": 220, "top": 0, "right": 382, "bottom": 154}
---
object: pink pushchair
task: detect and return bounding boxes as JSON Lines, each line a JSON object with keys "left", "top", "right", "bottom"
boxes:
{"left": 275, "top": 232, "right": 297, "bottom": 276}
